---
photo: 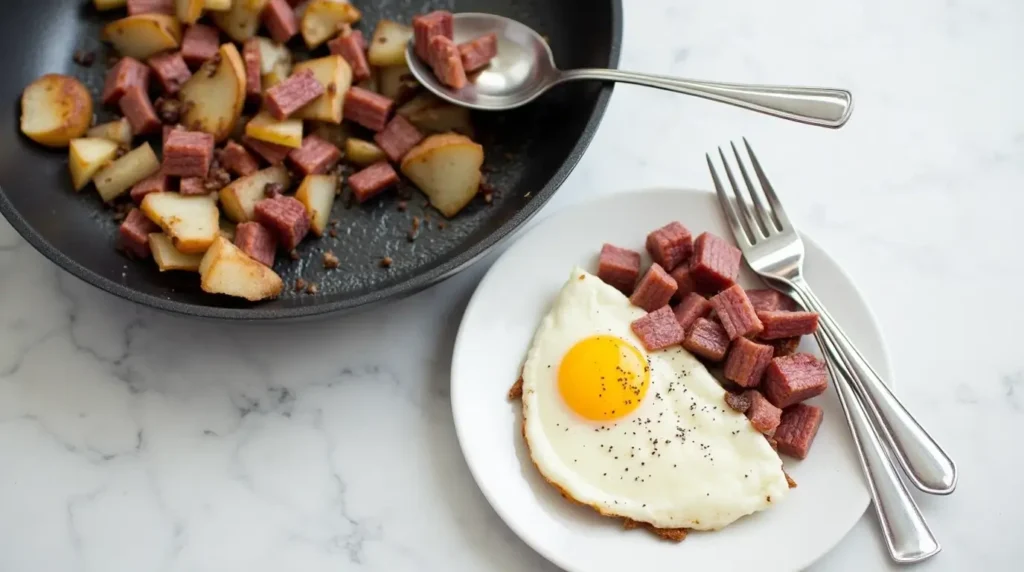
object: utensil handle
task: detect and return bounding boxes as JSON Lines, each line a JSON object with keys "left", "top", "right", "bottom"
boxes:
{"left": 789, "top": 277, "right": 958, "bottom": 494}
{"left": 556, "top": 69, "right": 853, "bottom": 128}
{"left": 815, "top": 329, "right": 941, "bottom": 563}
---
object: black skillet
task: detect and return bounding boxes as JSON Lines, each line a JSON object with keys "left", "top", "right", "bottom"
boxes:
{"left": 0, "top": 0, "right": 621, "bottom": 320}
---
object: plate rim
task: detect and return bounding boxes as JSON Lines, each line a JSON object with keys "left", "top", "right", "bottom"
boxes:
{"left": 450, "top": 187, "right": 893, "bottom": 572}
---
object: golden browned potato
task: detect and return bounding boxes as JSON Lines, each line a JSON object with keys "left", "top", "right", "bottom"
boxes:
{"left": 292, "top": 56, "right": 352, "bottom": 124}
{"left": 245, "top": 111, "right": 303, "bottom": 148}
{"left": 219, "top": 166, "right": 291, "bottom": 222}
{"left": 211, "top": 0, "right": 269, "bottom": 43}
{"left": 204, "top": 0, "right": 232, "bottom": 10}
{"left": 368, "top": 20, "right": 413, "bottom": 67}
{"left": 94, "top": 0, "right": 127, "bottom": 10}
{"left": 141, "top": 193, "right": 220, "bottom": 254}
{"left": 20, "top": 75, "right": 94, "bottom": 148}
{"left": 256, "top": 36, "right": 292, "bottom": 75}
{"left": 401, "top": 134, "right": 484, "bottom": 218}
{"left": 180, "top": 43, "right": 246, "bottom": 142}
{"left": 294, "top": 174, "right": 338, "bottom": 236}
{"left": 301, "top": 0, "right": 361, "bottom": 49}
{"left": 102, "top": 14, "right": 182, "bottom": 60}
{"left": 149, "top": 233, "right": 205, "bottom": 272}
{"left": 69, "top": 138, "right": 120, "bottom": 192}
{"left": 199, "top": 236, "right": 284, "bottom": 301}
{"left": 176, "top": 0, "right": 204, "bottom": 23}
{"left": 86, "top": 118, "right": 133, "bottom": 147}
{"left": 93, "top": 143, "right": 161, "bottom": 202}
{"left": 344, "top": 138, "right": 386, "bottom": 167}
{"left": 397, "top": 93, "right": 474, "bottom": 137}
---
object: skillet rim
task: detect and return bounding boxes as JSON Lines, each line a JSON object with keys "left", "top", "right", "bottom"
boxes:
{"left": 0, "top": 1, "right": 623, "bottom": 321}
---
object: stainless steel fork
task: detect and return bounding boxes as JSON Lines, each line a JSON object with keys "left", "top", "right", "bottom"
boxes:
{"left": 707, "top": 139, "right": 952, "bottom": 563}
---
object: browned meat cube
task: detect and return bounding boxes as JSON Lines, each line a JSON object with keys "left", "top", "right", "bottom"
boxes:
{"left": 220, "top": 141, "right": 260, "bottom": 177}
{"left": 597, "top": 244, "right": 641, "bottom": 295}
{"left": 234, "top": 221, "right": 277, "bottom": 267}
{"left": 344, "top": 87, "right": 394, "bottom": 131}
{"left": 690, "top": 232, "right": 741, "bottom": 294}
{"left": 765, "top": 337, "right": 801, "bottom": 358}
{"left": 163, "top": 130, "right": 215, "bottom": 177}
{"left": 102, "top": 57, "right": 150, "bottom": 105}
{"left": 242, "top": 136, "right": 291, "bottom": 165}
{"left": 429, "top": 36, "right": 467, "bottom": 89}
{"left": 630, "top": 306, "right": 685, "bottom": 351}
{"left": 682, "top": 317, "right": 730, "bottom": 362}
{"left": 264, "top": 69, "right": 325, "bottom": 120}
{"left": 629, "top": 263, "right": 677, "bottom": 312}
{"left": 746, "top": 288, "right": 798, "bottom": 312}
{"left": 724, "top": 337, "right": 773, "bottom": 388}
{"left": 349, "top": 161, "right": 400, "bottom": 203}
{"left": 374, "top": 115, "right": 425, "bottom": 163}
{"left": 147, "top": 51, "right": 191, "bottom": 95}
{"left": 413, "top": 10, "right": 454, "bottom": 61}
{"left": 127, "top": 0, "right": 173, "bottom": 15}
{"left": 458, "top": 33, "right": 498, "bottom": 72}
{"left": 179, "top": 177, "right": 208, "bottom": 196}
{"left": 262, "top": 0, "right": 299, "bottom": 44}
{"left": 130, "top": 173, "right": 169, "bottom": 204}
{"left": 328, "top": 31, "right": 371, "bottom": 82}
{"left": 646, "top": 221, "right": 693, "bottom": 271}
{"left": 180, "top": 24, "right": 219, "bottom": 68}
{"left": 254, "top": 195, "right": 310, "bottom": 251}
{"left": 162, "top": 124, "right": 182, "bottom": 147}
{"left": 287, "top": 135, "right": 341, "bottom": 176}
{"left": 757, "top": 311, "right": 819, "bottom": 340}
{"left": 744, "top": 390, "right": 782, "bottom": 436}
{"left": 763, "top": 353, "right": 828, "bottom": 409}
{"left": 774, "top": 403, "right": 823, "bottom": 459}
{"left": 242, "top": 38, "right": 262, "bottom": 102}
{"left": 118, "top": 85, "right": 160, "bottom": 135}
{"left": 710, "top": 284, "right": 763, "bottom": 340}
{"left": 673, "top": 292, "right": 712, "bottom": 332}
{"left": 724, "top": 391, "right": 752, "bottom": 413}
{"left": 119, "top": 208, "right": 159, "bottom": 258}
{"left": 669, "top": 266, "right": 697, "bottom": 302}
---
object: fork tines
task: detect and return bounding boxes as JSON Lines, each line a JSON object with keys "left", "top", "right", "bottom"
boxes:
{"left": 706, "top": 138, "right": 793, "bottom": 247}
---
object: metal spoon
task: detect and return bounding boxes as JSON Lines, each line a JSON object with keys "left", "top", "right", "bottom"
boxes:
{"left": 405, "top": 13, "right": 854, "bottom": 129}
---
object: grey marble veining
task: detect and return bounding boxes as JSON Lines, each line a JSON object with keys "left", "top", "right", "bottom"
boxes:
{"left": 1, "top": 0, "right": 1022, "bottom": 570}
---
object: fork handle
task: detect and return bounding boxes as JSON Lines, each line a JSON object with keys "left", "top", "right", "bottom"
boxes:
{"left": 788, "top": 277, "right": 958, "bottom": 494}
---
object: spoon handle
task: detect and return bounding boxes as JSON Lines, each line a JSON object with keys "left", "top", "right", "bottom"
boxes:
{"left": 556, "top": 69, "right": 853, "bottom": 128}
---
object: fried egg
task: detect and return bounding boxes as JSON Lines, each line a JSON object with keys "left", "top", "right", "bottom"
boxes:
{"left": 521, "top": 267, "right": 789, "bottom": 531}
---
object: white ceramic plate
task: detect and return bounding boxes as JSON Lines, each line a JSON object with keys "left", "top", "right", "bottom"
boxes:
{"left": 451, "top": 188, "right": 892, "bottom": 572}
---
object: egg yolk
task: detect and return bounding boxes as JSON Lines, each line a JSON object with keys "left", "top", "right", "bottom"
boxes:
{"left": 558, "top": 335, "right": 650, "bottom": 421}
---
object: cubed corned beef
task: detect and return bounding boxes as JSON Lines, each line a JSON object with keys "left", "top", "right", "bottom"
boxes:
{"left": 774, "top": 403, "right": 824, "bottom": 459}
{"left": 348, "top": 161, "right": 399, "bottom": 203}
{"left": 709, "top": 284, "right": 763, "bottom": 340}
{"left": 264, "top": 68, "right": 325, "bottom": 120}
{"left": 254, "top": 195, "right": 310, "bottom": 251}
{"left": 762, "top": 353, "right": 828, "bottom": 409}
{"left": 163, "top": 130, "right": 215, "bottom": 177}
{"left": 130, "top": 173, "right": 169, "bottom": 204}
{"left": 179, "top": 177, "right": 208, "bottom": 196}
{"left": 263, "top": 0, "right": 299, "bottom": 44}
{"left": 631, "top": 306, "right": 685, "bottom": 351}
{"left": 757, "top": 311, "right": 819, "bottom": 340}
{"left": 119, "top": 208, "right": 159, "bottom": 258}
{"left": 242, "top": 136, "right": 291, "bottom": 165}
{"left": 287, "top": 135, "right": 341, "bottom": 176}
{"left": 458, "top": 33, "right": 498, "bottom": 72}
{"left": 328, "top": 31, "right": 371, "bottom": 82}
{"left": 163, "top": 124, "right": 183, "bottom": 147}
{"left": 102, "top": 57, "right": 150, "bottom": 105}
{"left": 669, "top": 266, "right": 697, "bottom": 302}
{"left": 242, "top": 38, "right": 262, "bottom": 102}
{"left": 374, "top": 115, "right": 425, "bottom": 163}
{"left": 234, "top": 221, "right": 278, "bottom": 267}
{"left": 724, "top": 391, "right": 752, "bottom": 413}
{"left": 673, "top": 292, "right": 712, "bottom": 332}
{"left": 629, "top": 263, "right": 677, "bottom": 312}
{"left": 681, "top": 317, "right": 729, "bottom": 362}
{"left": 744, "top": 390, "right": 782, "bottom": 436}
{"left": 220, "top": 141, "right": 260, "bottom": 177}
{"left": 180, "top": 24, "right": 219, "bottom": 68}
{"left": 723, "top": 337, "right": 773, "bottom": 388}
{"left": 428, "top": 36, "right": 467, "bottom": 89}
{"left": 597, "top": 244, "right": 641, "bottom": 295}
{"left": 344, "top": 87, "right": 394, "bottom": 131}
{"left": 690, "top": 232, "right": 742, "bottom": 294}
{"left": 764, "top": 336, "right": 801, "bottom": 358}
{"left": 118, "top": 85, "right": 161, "bottom": 135}
{"left": 646, "top": 221, "right": 693, "bottom": 271}
{"left": 746, "top": 288, "right": 798, "bottom": 312}
{"left": 413, "top": 10, "right": 454, "bottom": 61}
{"left": 127, "top": 0, "right": 174, "bottom": 15}
{"left": 147, "top": 51, "right": 191, "bottom": 95}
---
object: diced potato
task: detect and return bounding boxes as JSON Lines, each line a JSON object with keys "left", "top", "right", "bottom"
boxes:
{"left": 176, "top": 0, "right": 204, "bottom": 23}
{"left": 368, "top": 20, "right": 413, "bottom": 67}
{"left": 292, "top": 56, "right": 352, "bottom": 124}
{"left": 87, "top": 118, "right": 133, "bottom": 147}
{"left": 401, "top": 134, "right": 484, "bottom": 218}
{"left": 211, "top": 0, "right": 269, "bottom": 43}
{"left": 141, "top": 192, "right": 220, "bottom": 254}
{"left": 301, "top": 0, "right": 361, "bottom": 49}
{"left": 69, "top": 138, "right": 120, "bottom": 192}
{"left": 219, "top": 165, "right": 291, "bottom": 222}
{"left": 102, "top": 15, "right": 182, "bottom": 60}
{"left": 149, "top": 233, "right": 205, "bottom": 272}
{"left": 378, "top": 65, "right": 418, "bottom": 103}
{"left": 397, "top": 93, "right": 474, "bottom": 137}
{"left": 219, "top": 219, "right": 237, "bottom": 240}
{"left": 295, "top": 174, "right": 338, "bottom": 236}
{"left": 311, "top": 122, "right": 349, "bottom": 149}
{"left": 93, "top": 143, "right": 161, "bottom": 202}
{"left": 344, "top": 138, "right": 386, "bottom": 167}
{"left": 94, "top": 0, "right": 127, "bottom": 10}
{"left": 180, "top": 43, "right": 246, "bottom": 142}
{"left": 199, "top": 236, "right": 284, "bottom": 301}
{"left": 204, "top": 0, "right": 233, "bottom": 10}
{"left": 245, "top": 111, "right": 303, "bottom": 149}
{"left": 20, "top": 75, "right": 93, "bottom": 148}
{"left": 255, "top": 37, "right": 292, "bottom": 75}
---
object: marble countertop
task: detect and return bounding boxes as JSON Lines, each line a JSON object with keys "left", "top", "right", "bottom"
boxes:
{"left": 2, "top": 0, "right": 1021, "bottom": 570}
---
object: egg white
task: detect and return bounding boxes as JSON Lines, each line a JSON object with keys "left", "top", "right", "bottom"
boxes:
{"left": 521, "top": 267, "right": 789, "bottom": 531}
